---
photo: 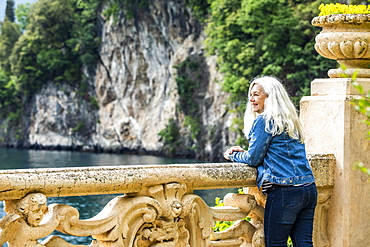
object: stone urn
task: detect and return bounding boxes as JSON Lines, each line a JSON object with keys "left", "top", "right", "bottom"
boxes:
{"left": 312, "top": 14, "right": 370, "bottom": 78}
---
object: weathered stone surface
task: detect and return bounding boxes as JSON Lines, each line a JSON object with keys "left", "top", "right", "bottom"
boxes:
{"left": 0, "top": 156, "right": 333, "bottom": 201}
{"left": 311, "top": 78, "right": 370, "bottom": 96}
{"left": 28, "top": 83, "right": 98, "bottom": 149}
{"left": 93, "top": 1, "right": 232, "bottom": 159}
{"left": 312, "top": 14, "right": 370, "bottom": 78}
{"left": 301, "top": 78, "right": 370, "bottom": 247}
{"left": 0, "top": 185, "right": 213, "bottom": 247}
{"left": 307, "top": 153, "right": 335, "bottom": 187}
{"left": 0, "top": 163, "right": 257, "bottom": 200}
{"left": 18, "top": 0, "right": 234, "bottom": 161}
{"left": 0, "top": 155, "right": 334, "bottom": 246}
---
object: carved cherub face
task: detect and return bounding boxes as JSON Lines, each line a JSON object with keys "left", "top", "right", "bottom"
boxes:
{"left": 17, "top": 193, "right": 48, "bottom": 226}
{"left": 170, "top": 201, "right": 182, "bottom": 218}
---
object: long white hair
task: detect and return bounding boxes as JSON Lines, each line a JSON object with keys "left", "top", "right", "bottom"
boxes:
{"left": 243, "top": 76, "right": 305, "bottom": 142}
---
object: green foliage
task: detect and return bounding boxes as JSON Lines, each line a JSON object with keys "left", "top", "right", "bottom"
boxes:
{"left": 158, "top": 118, "right": 181, "bottom": 155}
{"left": 0, "top": 20, "right": 21, "bottom": 71}
{"left": 9, "top": 0, "right": 101, "bottom": 88}
{"left": 0, "top": 0, "right": 348, "bottom": 152}
{"left": 212, "top": 197, "right": 236, "bottom": 232}
{"left": 349, "top": 78, "right": 370, "bottom": 222}
{"left": 72, "top": 123, "right": 85, "bottom": 132}
{"left": 213, "top": 195, "right": 293, "bottom": 246}
{"left": 103, "top": 0, "right": 208, "bottom": 24}
{"left": 0, "top": 0, "right": 101, "bottom": 114}
{"left": 213, "top": 190, "right": 252, "bottom": 233}
{"left": 185, "top": 0, "right": 210, "bottom": 22}
{"left": 174, "top": 58, "right": 201, "bottom": 116}
{"left": 9, "top": 0, "right": 76, "bottom": 93}
{"left": 0, "top": 19, "right": 21, "bottom": 115}
{"left": 206, "top": 0, "right": 336, "bottom": 100}
{"left": 339, "top": 67, "right": 370, "bottom": 178}
{"left": 184, "top": 116, "right": 201, "bottom": 142}
{"left": 4, "top": 107, "right": 22, "bottom": 128}
{"left": 103, "top": 0, "right": 149, "bottom": 23}
{"left": 340, "top": 67, "right": 370, "bottom": 138}
{"left": 5, "top": 0, "right": 15, "bottom": 22}
{"left": 350, "top": 0, "right": 370, "bottom": 4}
{"left": 172, "top": 56, "right": 208, "bottom": 148}
{"left": 0, "top": 69, "right": 20, "bottom": 109}
{"left": 90, "top": 97, "right": 100, "bottom": 109}
{"left": 357, "top": 162, "right": 370, "bottom": 176}
{"left": 352, "top": 82, "right": 370, "bottom": 124}
{"left": 15, "top": 3, "right": 31, "bottom": 31}
{"left": 351, "top": 77, "right": 370, "bottom": 175}
{"left": 0, "top": 0, "right": 102, "bottom": 128}
{"left": 205, "top": 0, "right": 337, "bottom": 134}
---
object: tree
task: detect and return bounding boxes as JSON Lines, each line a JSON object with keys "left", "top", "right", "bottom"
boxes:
{"left": 9, "top": 0, "right": 102, "bottom": 94}
{"left": 205, "top": 0, "right": 337, "bottom": 105}
{"left": 0, "top": 21, "right": 21, "bottom": 71}
{"left": 15, "top": 3, "right": 32, "bottom": 31}
{"left": 5, "top": 0, "right": 15, "bottom": 22}
{"left": 204, "top": 0, "right": 337, "bottom": 142}
{"left": 0, "top": 20, "right": 20, "bottom": 113}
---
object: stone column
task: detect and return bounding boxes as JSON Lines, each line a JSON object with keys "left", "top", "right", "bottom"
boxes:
{"left": 300, "top": 78, "right": 370, "bottom": 247}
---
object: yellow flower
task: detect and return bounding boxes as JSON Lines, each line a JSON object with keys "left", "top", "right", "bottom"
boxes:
{"left": 318, "top": 3, "right": 370, "bottom": 16}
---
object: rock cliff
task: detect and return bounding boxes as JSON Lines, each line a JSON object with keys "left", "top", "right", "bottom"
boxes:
{"left": 10, "top": 0, "right": 237, "bottom": 161}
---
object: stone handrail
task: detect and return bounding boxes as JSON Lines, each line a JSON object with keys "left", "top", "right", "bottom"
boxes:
{"left": 0, "top": 153, "right": 335, "bottom": 247}
{"left": 0, "top": 163, "right": 257, "bottom": 200}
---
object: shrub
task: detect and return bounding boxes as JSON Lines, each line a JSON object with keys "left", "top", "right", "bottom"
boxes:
{"left": 158, "top": 118, "right": 181, "bottom": 155}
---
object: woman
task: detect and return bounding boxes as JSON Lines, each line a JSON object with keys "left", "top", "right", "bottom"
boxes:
{"left": 224, "top": 76, "right": 317, "bottom": 247}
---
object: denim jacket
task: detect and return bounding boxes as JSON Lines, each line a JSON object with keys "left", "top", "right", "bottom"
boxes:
{"left": 227, "top": 115, "right": 315, "bottom": 189}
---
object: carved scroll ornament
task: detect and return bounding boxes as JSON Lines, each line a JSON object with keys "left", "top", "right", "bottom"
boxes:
{"left": 0, "top": 155, "right": 334, "bottom": 247}
{"left": 0, "top": 182, "right": 214, "bottom": 247}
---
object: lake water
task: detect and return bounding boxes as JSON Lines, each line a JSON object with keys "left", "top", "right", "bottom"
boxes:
{"left": 0, "top": 148, "right": 238, "bottom": 245}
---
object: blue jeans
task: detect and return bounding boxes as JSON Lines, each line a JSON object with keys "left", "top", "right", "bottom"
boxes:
{"left": 264, "top": 183, "right": 317, "bottom": 247}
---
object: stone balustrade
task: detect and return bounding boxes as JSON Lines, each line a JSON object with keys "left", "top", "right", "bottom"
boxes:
{"left": 0, "top": 153, "right": 335, "bottom": 247}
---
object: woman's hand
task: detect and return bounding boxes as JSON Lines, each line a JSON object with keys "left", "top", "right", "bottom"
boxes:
{"left": 223, "top": 146, "right": 245, "bottom": 160}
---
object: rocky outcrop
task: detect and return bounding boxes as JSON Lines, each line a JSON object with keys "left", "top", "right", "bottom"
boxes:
{"left": 10, "top": 0, "right": 237, "bottom": 161}
{"left": 28, "top": 82, "right": 99, "bottom": 150}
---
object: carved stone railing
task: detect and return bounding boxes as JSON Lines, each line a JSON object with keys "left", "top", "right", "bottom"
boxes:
{"left": 0, "top": 153, "right": 335, "bottom": 247}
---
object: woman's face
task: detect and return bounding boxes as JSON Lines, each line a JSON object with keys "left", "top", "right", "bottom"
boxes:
{"left": 250, "top": 84, "right": 267, "bottom": 114}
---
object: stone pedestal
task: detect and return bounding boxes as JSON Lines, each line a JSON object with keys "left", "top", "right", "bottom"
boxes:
{"left": 300, "top": 78, "right": 370, "bottom": 247}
